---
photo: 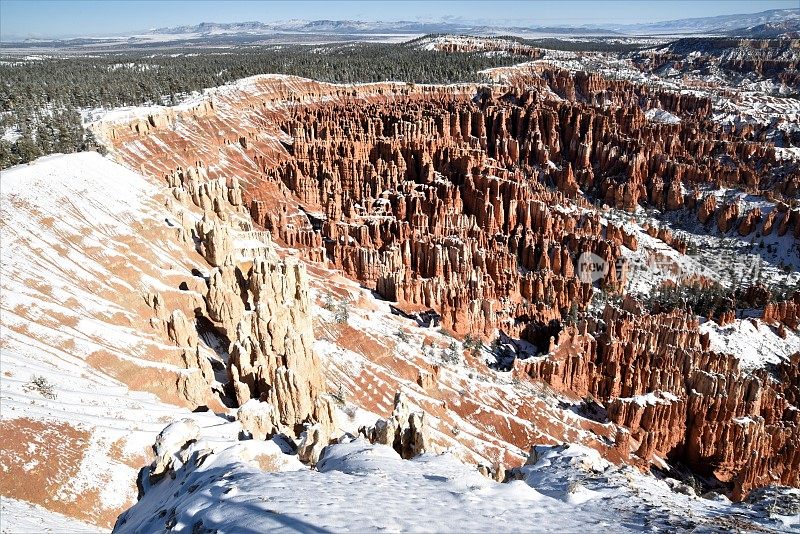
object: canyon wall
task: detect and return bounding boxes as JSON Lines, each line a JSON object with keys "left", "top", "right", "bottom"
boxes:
{"left": 518, "top": 299, "right": 800, "bottom": 499}
{"left": 95, "top": 70, "right": 800, "bottom": 498}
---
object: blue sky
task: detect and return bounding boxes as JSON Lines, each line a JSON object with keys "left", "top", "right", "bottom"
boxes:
{"left": 1, "top": 0, "right": 798, "bottom": 39}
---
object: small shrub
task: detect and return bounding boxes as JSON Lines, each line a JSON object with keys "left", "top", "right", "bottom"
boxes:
{"left": 439, "top": 327, "right": 454, "bottom": 338}
{"left": 442, "top": 341, "right": 461, "bottom": 364}
{"left": 331, "top": 383, "right": 346, "bottom": 405}
{"left": 567, "top": 481, "right": 584, "bottom": 494}
{"left": 463, "top": 334, "right": 485, "bottom": 357}
{"left": 343, "top": 404, "right": 357, "bottom": 421}
{"left": 334, "top": 298, "right": 350, "bottom": 324}
{"left": 684, "top": 473, "right": 702, "bottom": 496}
{"left": 323, "top": 291, "right": 336, "bottom": 311}
{"left": 564, "top": 304, "right": 579, "bottom": 325}
{"left": 24, "top": 375, "right": 57, "bottom": 400}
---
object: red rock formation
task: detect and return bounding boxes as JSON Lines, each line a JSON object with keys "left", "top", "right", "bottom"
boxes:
{"left": 763, "top": 292, "right": 800, "bottom": 329}
{"left": 738, "top": 208, "right": 762, "bottom": 236}
{"left": 717, "top": 202, "right": 740, "bottom": 233}
{"left": 95, "top": 70, "right": 800, "bottom": 498}
{"left": 715, "top": 309, "right": 736, "bottom": 326}
{"left": 518, "top": 300, "right": 800, "bottom": 499}
{"left": 697, "top": 194, "right": 717, "bottom": 224}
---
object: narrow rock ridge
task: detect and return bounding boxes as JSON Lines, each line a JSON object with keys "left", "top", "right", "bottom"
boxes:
{"left": 163, "top": 163, "right": 334, "bottom": 440}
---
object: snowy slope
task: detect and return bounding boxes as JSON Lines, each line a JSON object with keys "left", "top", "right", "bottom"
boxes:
{"left": 0, "top": 497, "right": 100, "bottom": 533}
{"left": 116, "top": 437, "right": 798, "bottom": 533}
{"left": 0, "top": 153, "right": 241, "bottom": 528}
{"left": 700, "top": 318, "right": 800, "bottom": 371}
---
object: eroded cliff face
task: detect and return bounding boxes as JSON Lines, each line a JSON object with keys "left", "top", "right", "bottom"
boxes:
{"left": 518, "top": 299, "right": 800, "bottom": 499}
{"left": 159, "top": 163, "right": 334, "bottom": 439}
{"left": 0, "top": 150, "right": 336, "bottom": 527}
{"left": 94, "top": 71, "right": 800, "bottom": 499}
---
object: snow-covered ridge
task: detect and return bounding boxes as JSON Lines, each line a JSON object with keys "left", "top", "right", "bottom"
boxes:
{"left": 700, "top": 318, "right": 800, "bottom": 371}
{"left": 115, "top": 432, "right": 798, "bottom": 533}
{"left": 0, "top": 152, "right": 246, "bottom": 528}
{"left": 645, "top": 108, "right": 681, "bottom": 124}
{"left": 88, "top": 73, "right": 476, "bottom": 130}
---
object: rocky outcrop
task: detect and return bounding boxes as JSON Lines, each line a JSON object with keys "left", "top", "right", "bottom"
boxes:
{"left": 166, "top": 163, "right": 334, "bottom": 444}
{"left": 697, "top": 194, "right": 716, "bottom": 224}
{"left": 225, "top": 256, "right": 332, "bottom": 436}
{"left": 762, "top": 292, "right": 800, "bottom": 328}
{"left": 297, "top": 415, "right": 336, "bottom": 466}
{"left": 150, "top": 419, "right": 200, "bottom": 481}
{"left": 636, "top": 38, "right": 800, "bottom": 91}
{"left": 237, "top": 398, "right": 279, "bottom": 441}
{"left": 166, "top": 310, "right": 199, "bottom": 348}
{"left": 477, "top": 463, "right": 507, "bottom": 482}
{"left": 197, "top": 217, "right": 235, "bottom": 267}
{"left": 101, "top": 71, "right": 797, "bottom": 344}
{"left": 359, "top": 392, "right": 431, "bottom": 459}
{"left": 738, "top": 208, "right": 762, "bottom": 236}
{"left": 716, "top": 202, "right": 740, "bottom": 233}
{"left": 177, "top": 348, "right": 215, "bottom": 408}
{"left": 205, "top": 265, "right": 246, "bottom": 337}
{"left": 518, "top": 300, "right": 800, "bottom": 500}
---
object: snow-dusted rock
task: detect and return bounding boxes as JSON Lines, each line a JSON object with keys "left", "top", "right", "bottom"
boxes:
{"left": 166, "top": 309, "right": 198, "bottom": 348}
{"left": 151, "top": 419, "right": 201, "bottom": 479}
{"left": 236, "top": 399, "right": 278, "bottom": 441}
{"left": 359, "top": 392, "right": 431, "bottom": 459}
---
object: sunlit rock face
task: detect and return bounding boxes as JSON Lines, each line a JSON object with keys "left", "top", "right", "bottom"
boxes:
{"left": 95, "top": 68, "right": 800, "bottom": 500}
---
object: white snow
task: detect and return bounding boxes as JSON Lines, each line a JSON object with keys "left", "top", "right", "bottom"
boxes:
{"left": 0, "top": 152, "right": 245, "bottom": 528}
{"left": 116, "top": 437, "right": 796, "bottom": 533}
{"left": 0, "top": 497, "right": 102, "bottom": 533}
{"left": 645, "top": 108, "right": 681, "bottom": 124}
{"left": 616, "top": 391, "right": 681, "bottom": 407}
{"left": 700, "top": 317, "right": 800, "bottom": 370}
{"left": 1, "top": 126, "right": 21, "bottom": 143}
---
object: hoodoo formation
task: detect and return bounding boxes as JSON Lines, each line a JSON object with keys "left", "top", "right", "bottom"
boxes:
{"left": 96, "top": 61, "right": 800, "bottom": 502}
{"left": 3, "top": 9, "right": 800, "bottom": 531}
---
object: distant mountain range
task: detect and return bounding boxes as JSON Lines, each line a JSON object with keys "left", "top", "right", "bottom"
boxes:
{"left": 726, "top": 19, "right": 800, "bottom": 38}
{"left": 3, "top": 8, "right": 798, "bottom": 47}
{"left": 142, "top": 8, "right": 799, "bottom": 38}
{"left": 588, "top": 8, "right": 799, "bottom": 35}
{"left": 142, "top": 19, "right": 621, "bottom": 38}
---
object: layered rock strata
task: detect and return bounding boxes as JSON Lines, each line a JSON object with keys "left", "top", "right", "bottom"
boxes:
{"left": 518, "top": 299, "right": 800, "bottom": 499}
{"left": 95, "top": 71, "right": 800, "bottom": 498}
